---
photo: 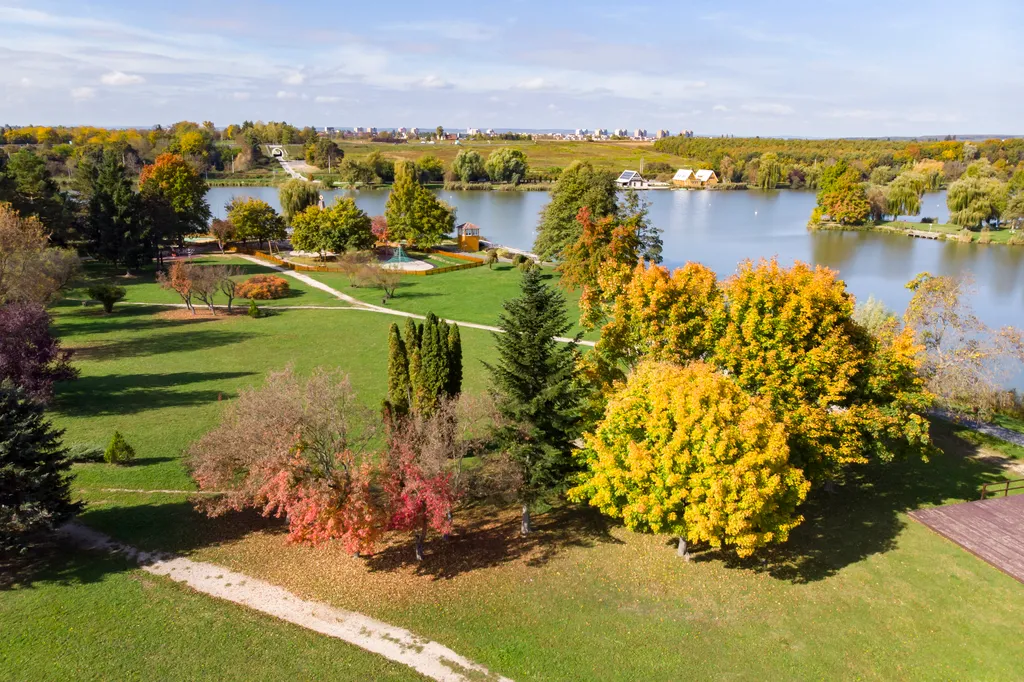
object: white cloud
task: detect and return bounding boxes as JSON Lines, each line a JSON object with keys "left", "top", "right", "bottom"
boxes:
{"left": 713, "top": 104, "right": 729, "bottom": 112}
{"left": 740, "top": 102, "right": 794, "bottom": 116}
{"left": 276, "top": 90, "right": 298, "bottom": 99}
{"left": 418, "top": 75, "right": 449, "bottom": 89}
{"left": 283, "top": 71, "right": 305, "bottom": 85}
{"left": 101, "top": 71, "right": 145, "bottom": 85}
{"left": 19, "top": 77, "right": 32, "bottom": 87}
{"left": 70, "top": 86, "right": 96, "bottom": 100}
{"left": 315, "top": 95, "right": 342, "bottom": 103}
{"left": 385, "top": 20, "right": 496, "bottom": 42}
{"left": 231, "top": 91, "right": 251, "bottom": 100}
{"left": 516, "top": 77, "right": 550, "bottom": 91}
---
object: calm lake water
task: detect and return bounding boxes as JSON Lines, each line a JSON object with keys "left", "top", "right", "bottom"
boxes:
{"left": 208, "top": 186, "right": 1023, "bottom": 345}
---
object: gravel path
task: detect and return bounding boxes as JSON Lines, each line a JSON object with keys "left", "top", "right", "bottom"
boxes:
{"left": 60, "top": 523, "right": 511, "bottom": 682}
{"left": 234, "top": 254, "right": 596, "bottom": 347}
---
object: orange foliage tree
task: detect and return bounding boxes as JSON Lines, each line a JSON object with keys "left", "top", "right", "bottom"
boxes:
{"left": 139, "top": 153, "right": 211, "bottom": 246}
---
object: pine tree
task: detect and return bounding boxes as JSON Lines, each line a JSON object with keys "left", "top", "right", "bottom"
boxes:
{"left": 486, "top": 267, "right": 582, "bottom": 534}
{"left": 446, "top": 323, "right": 463, "bottom": 396}
{"left": 387, "top": 323, "right": 411, "bottom": 415}
{"left": 0, "top": 382, "right": 81, "bottom": 556}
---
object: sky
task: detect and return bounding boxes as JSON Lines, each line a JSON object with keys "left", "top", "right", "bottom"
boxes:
{"left": 1, "top": 0, "right": 1022, "bottom": 136}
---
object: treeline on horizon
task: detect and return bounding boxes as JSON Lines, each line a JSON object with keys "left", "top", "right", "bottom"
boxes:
{"left": 654, "top": 135, "right": 1024, "bottom": 188}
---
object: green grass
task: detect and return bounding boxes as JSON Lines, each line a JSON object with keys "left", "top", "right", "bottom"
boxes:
{"left": 50, "top": 302, "right": 498, "bottom": 492}
{"left": 307, "top": 264, "right": 593, "bottom": 338}
{"left": 0, "top": 548, "right": 421, "bottom": 681}
{"left": 993, "top": 412, "right": 1024, "bottom": 435}
{"left": 944, "top": 421, "right": 1024, "bottom": 461}
{"left": 36, "top": 301, "right": 1024, "bottom": 681}
{"left": 876, "top": 221, "right": 1019, "bottom": 244}
{"left": 68, "top": 257, "right": 349, "bottom": 309}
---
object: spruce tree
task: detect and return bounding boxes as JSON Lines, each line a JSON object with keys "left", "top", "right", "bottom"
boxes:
{"left": 0, "top": 382, "right": 81, "bottom": 556}
{"left": 386, "top": 323, "right": 411, "bottom": 415}
{"left": 84, "top": 151, "right": 149, "bottom": 270}
{"left": 486, "top": 267, "right": 582, "bottom": 534}
{"left": 446, "top": 323, "right": 463, "bottom": 396}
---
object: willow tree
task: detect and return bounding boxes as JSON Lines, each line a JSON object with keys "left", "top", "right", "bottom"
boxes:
{"left": 279, "top": 179, "right": 321, "bottom": 223}
{"left": 885, "top": 172, "right": 925, "bottom": 219}
{"left": 947, "top": 175, "right": 1006, "bottom": 228}
{"left": 756, "top": 152, "right": 783, "bottom": 190}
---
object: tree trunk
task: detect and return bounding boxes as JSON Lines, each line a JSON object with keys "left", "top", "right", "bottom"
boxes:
{"left": 677, "top": 536, "right": 690, "bottom": 561}
{"left": 415, "top": 517, "right": 427, "bottom": 562}
{"left": 521, "top": 503, "right": 532, "bottom": 536}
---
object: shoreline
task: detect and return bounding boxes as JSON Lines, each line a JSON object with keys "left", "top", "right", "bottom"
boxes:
{"left": 810, "top": 220, "right": 1022, "bottom": 245}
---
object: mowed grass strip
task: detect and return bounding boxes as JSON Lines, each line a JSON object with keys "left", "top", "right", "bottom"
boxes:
{"left": 50, "top": 303, "right": 498, "bottom": 491}
{"left": 0, "top": 548, "right": 422, "bottom": 681}
{"left": 68, "top": 257, "right": 350, "bottom": 308}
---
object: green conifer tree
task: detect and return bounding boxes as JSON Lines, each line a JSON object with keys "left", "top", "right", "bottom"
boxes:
{"left": 386, "top": 323, "right": 411, "bottom": 415}
{"left": 485, "top": 267, "right": 582, "bottom": 534}
{"left": 446, "top": 323, "right": 463, "bottom": 396}
{"left": 0, "top": 382, "right": 81, "bottom": 556}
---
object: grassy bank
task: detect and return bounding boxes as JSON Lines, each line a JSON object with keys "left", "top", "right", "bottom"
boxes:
{"left": 812, "top": 219, "right": 1022, "bottom": 245}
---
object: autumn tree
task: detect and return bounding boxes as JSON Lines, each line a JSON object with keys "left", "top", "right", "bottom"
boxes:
{"left": 306, "top": 138, "right": 342, "bottom": 170}
{"left": 209, "top": 218, "right": 235, "bottom": 253}
{"left": 157, "top": 260, "right": 197, "bottom": 313}
{"left": 385, "top": 161, "right": 455, "bottom": 247}
{"left": 0, "top": 304, "right": 77, "bottom": 403}
{"left": 813, "top": 160, "right": 870, "bottom": 226}
{"left": 226, "top": 197, "right": 286, "bottom": 252}
{"left": 904, "top": 272, "right": 1023, "bottom": 414}
{"left": 188, "top": 367, "right": 386, "bottom": 551}
{"left": 0, "top": 204, "right": 79, "bottom": 305}
{"left": 138, "top": 153, "right": 211, "bottom": 247}
{"left": 278, "top": 179, "right": 321, "bottom": 223}
{"left": 571, "top": 360, "right": 809, "bottom": 558}
{"left": 486, "top": 267, "right": 582, "bottom": 534}
{"left": 0, "top": 382, "right": 82, "bottom": 558}
{"left": 533, "top": 161, "right": 618, "bottom": 260}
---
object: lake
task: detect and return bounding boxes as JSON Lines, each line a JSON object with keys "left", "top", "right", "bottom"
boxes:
{"left": 208, "top": 186, "right": 1023, "bottom": 342}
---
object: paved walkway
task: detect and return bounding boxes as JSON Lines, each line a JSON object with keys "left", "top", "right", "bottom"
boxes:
{"left": 235, "top": 254, "right": 596, "bottom": 347}
{"left": 934, "top": 409, "right": 1024, "bottom": 448}
{"left": 910, "top": 495, "right": 1024, "bottom": 584}
{"left": 60, "top": 523, "right": 511, "bottom": 682}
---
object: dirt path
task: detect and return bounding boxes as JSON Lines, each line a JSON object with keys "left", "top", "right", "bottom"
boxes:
{"left": 233, "top": 254, "right": 596, "bottom": 346}
{"left": 60, "top": 523, "right": 511, "bottom": 682}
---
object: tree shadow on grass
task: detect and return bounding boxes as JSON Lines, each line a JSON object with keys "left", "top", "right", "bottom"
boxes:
{"left": 2, "top": 502, "right": 285, "bottom": 590}
{"left": 52, "top": 303, "right": 214, "bottom": 337}
{"left": 692, "top": 420, "right": 1009, "bottom": 583}
{"left": 71, "top": 326, "right": 254, "bottom": 361}
{"left": 54, "top": 371, "right": 256, "bottom": 416}
{"left": 363, "top": 504, "right": 623, "bottom": 580}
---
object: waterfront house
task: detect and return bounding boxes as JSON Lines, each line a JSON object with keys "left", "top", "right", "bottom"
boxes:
{"left": 694, "top": 169, "right": 719, "bottom": 187}
{"left": 616, "top": 170, "right": 648, "bottom": 188}
{"left": 672, "top": 168, "right": 696, "bottom": 187}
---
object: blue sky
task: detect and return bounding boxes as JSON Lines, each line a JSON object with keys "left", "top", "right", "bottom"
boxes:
{"left": 2, "top": 0, "right": 1022, "bottom": 136}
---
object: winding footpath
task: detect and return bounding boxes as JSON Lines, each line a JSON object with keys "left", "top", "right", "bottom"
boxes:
{"left": 61, "top": 523, "right": 511, "bottom": 682}
{"left": 234, "top": 253, "right": 596, "bottom": 347}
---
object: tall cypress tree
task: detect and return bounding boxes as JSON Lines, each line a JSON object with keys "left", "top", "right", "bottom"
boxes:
{"left": 0, "top": 382, "right": 82, "bottom": 557}
{"left": 485, "top": 267, "right": 582, "bottom": 535}
{"left": 404, "top": 317, "right": 421, "bottom": 353}
{"left": 446, "top": 323, "right": 463, "bottom": 396}
{"left": 416, "top": 313, "right": 448, "bottom": 414}
{"left": 386, "top": 323, "right": 411, "bottom": 416}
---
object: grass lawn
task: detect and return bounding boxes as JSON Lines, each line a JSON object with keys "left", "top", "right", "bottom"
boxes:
{"left": 877, "top": 221, "right": 1019, "bottom": 244}
{"left": 49, "top": 302, "right": 498, "bottom": 491}
{"left": 38, "top": 301, "right": 1024, "bottom": 681}
{"left": 307, "top": 263, "right": 593, "bottom": 338}
{"left": 0, "top": 547, "right": 421, "bottom": 681}
{"left": 993, "top": 412, "right": 1024, "bottom": 436}
{"left": 943, "top": 420, "right": 1024, "bottom": 461}
{"left": 68, "top": 257, "right": 350, "bottom": 309}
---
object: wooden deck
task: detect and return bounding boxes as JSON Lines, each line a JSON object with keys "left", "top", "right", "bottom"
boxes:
{"left": 909, "top": 495, "right": 1024, "bottom": 583}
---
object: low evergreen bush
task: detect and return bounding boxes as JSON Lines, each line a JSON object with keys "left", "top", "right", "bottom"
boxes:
{"left": 87, "top": 284, "right": 127, "bottom": 313}
{"left": 104, "top": 431, "right": 136, "bottom": 465}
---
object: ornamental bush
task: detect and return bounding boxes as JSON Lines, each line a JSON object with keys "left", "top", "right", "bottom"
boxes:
{"left": 87, "top": 284, "right": 126, "bottom": 313}
{"left": 236, "top": 275, "right": 290, "bottom": 300}
{"left": 104, "top": 431, "right": 136, "bottom": 464}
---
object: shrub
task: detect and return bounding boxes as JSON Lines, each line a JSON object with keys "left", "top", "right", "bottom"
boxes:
{"left": 87, "top": 284, "right": 126, "bottom": 313}
{"left": 920, "top": 217, "right": 937, "bottom": 224}
{"left": 104, "top": 431, "right": 136, "bottom": 464}
{"left": 978, "top": 227, "right": 992, "bottom": 244}
{"left": 511, "top": 253, "right": 528, "bottom": 266}
{"left": 247, "top": 298, "right": 263, "bottom": 318}
{"left": 497, "top": 249, "right": 513, "bottom": 259}
{"left": 236, "top": 275, "right": 290, "bottom": 300}
{"left": 66, "top": 443, "right": 104, "bottom": 463}
{"left": 518, "top": 260, "right": 536, "bottom": 273}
